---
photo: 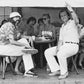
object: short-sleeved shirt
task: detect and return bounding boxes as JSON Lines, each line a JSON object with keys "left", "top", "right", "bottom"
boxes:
{"left": 0, "top": 22, "right": 15, "bottom": 43}
{"left": 37, "top": 24, "right": 45, "bottom": 36}
{"left": 39, "top": 24, "right": 56, "bottom": 39}
{"left": 59, "top": 19, "right": 79, "bottom": 43}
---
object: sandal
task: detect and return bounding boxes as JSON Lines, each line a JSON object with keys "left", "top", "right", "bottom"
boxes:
{"left": 58, "top": 72, "right": 68, "bottom": 80}
{"left": 24, "top": 71, "right": 38, "bottom": 77}
{"left": 14, "top": 71, "right": 23, "bottom": 75}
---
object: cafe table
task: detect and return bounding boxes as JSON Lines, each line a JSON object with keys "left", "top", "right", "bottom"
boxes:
{"left": 34, "top": 37, "right": 56, "bottom": 68}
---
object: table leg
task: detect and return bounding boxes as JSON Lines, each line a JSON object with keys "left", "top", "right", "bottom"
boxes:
{"left": 71, "top": 54, "right": 79, "bottom": 74}
{"left": 40, "top": 45, "right": 43, "bottom": 68}
{"left": 2, "top": 57, "right": 6, "bottom": 79}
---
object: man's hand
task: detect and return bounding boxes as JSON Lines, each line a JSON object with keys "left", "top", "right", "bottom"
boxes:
{"left": 17, "top": 33, "right": 21, "bottom": 39}
{"left": 28, "top": 37, "right": 33, "bottom": 43}
{"left": 65, "top": 2, "right": 73, "bottom": 12}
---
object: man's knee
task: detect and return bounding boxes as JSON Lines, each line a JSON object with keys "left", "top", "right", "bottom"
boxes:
{"left": 57, "top": 51, "right": 66, "bottom": 59}
{"left": 44, "top": 49, "right": 48, "bottom": 56}
{"left": 44, "top": 48, "right": 50, "bottom": 57}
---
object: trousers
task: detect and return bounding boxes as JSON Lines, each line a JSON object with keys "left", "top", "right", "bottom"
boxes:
{"left": 0, "top": 38, "right": 34, "bottom": 73}
{"left": 44, "top": 43, "right": 79, "bottom": 75}
{"left": 18, "top": 38, "right": 34, "bottom": 73}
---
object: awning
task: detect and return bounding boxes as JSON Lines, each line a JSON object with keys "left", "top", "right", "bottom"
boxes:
{"left": 0, "top": 0, "right": 84, "bottom": 7}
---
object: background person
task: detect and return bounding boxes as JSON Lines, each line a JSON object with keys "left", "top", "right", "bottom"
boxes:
{"left": 22, "top": 17, "right": 37, "bottom": 36}
{"left": 36, "top": 18, "right": 45, "bottom": 36}
{"left": 42, "top": 13, "right": 56, "bottom": 40}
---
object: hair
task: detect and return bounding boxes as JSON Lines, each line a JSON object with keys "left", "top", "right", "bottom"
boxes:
{"left": 59, "top": 8, "right": 71, "bottom": 20}
{"left": 38, "top": 18, "right": 44, "bottom": 24}
{"left": 42, "top": 13, "right": 50, "bottom": 19}
{"left": 0, "top": 19, "right": 8, "bottom": 26}
{"left": 27, "top": 17, "right": 36, "bottom": 24}
{"left": 78, "top": 18, "right": 81, "bottom": 24}
{"left": 7, "top": 18, "right": 20, "bottom": 25}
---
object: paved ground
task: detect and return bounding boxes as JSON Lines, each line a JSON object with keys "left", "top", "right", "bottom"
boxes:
{"left": 0, "top": 68, "right": 84, "bottom": 84}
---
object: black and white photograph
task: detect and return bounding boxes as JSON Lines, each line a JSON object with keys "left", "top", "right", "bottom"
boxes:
{"left": 0, "top": 0, "right": 84, "bottom": 84}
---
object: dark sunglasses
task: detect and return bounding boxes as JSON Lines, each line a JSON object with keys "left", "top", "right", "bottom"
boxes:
{"left": 43, "top": 18, "right": 47, "bottom": 20}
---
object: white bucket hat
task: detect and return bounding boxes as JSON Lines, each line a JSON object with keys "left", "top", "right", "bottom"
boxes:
{"left": 9, "top": 12, "right": 21, "bottom": 18}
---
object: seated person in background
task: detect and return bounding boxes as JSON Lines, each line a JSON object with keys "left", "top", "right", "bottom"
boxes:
{"left": 36, "top": 18, "right": 45, "bottom": 36}
{"left": 78, "top": 24, "right": 84, "bottom": 38}
{"left": 0, "top": 12, "right": 38, "bottom": 77}
{"left": 77, "top": 22, "right": 84, "bottom": 69}
{"left": 21, "top": 17, "right": 37, "bottom": 48}
{"left": 18, "top": 18, "right": 27, "bottom": 35}
{"left": 23, "top": 17, "right": 37, "bottom": 36}
{"left": 42, "top": 13, "right": 56, "bottom": 40}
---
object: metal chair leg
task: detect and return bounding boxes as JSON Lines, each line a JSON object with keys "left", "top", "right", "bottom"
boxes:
{"left": 2, "top": 57, "right": 6, "bottom": 79}
{"left": 72, "top": 56, "right": 79, "bottom": 74}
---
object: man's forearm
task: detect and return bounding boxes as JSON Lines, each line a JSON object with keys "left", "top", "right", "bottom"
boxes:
{"left": 57, "top": 40, "right": 63, "bottom": 50}
{"left": 66, "top": 2, "right": 79, "bottom": 24}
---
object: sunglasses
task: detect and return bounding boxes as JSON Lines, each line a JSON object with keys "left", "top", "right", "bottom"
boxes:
{"left": 43, "top": 18, "right": 47, "bottom": 20}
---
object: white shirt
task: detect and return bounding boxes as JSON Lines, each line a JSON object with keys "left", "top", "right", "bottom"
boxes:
{"left": 59, "top": 19, "right": 79, "bottom": 43}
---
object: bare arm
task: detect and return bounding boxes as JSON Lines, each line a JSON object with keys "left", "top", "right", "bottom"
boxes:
{"left": 8, "top": 35, "right": 31, "bottom": 48}
{"left": 10, "top": 39, "right": 31, "bottom": 48}
{"left": 65, "top": 2, "right": 79, "bottom": 25}
{"left": 21, "top": 35, "right": 34, "bottom": 48}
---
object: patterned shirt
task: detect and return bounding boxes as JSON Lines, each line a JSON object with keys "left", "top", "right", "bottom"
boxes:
{"left": 0, "top": 22, "right": 15, "bottom": 43}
